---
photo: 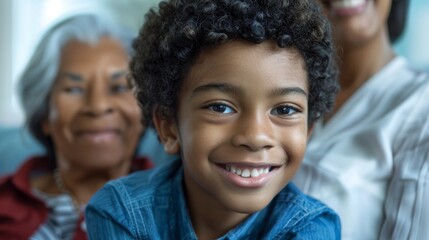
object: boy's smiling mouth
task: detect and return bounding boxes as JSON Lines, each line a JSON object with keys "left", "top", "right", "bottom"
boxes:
{"left": 216, "top": 163, "right": 282, "bottom": 188}
{"left": 222, "top": 164, "right": 275, "bottom": 178}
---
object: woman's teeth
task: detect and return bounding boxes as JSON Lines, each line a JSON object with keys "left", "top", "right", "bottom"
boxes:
{"left": 332, "top": 0, "right": 366, "bottom": 8}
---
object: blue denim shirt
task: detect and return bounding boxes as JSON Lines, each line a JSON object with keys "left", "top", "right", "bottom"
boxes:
{"left": 86, "top": 158, "right": 340, "bottom": 239}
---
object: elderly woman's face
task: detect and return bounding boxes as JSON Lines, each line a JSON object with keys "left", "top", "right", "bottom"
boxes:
{"left": 43, "top": 37, "right": 143, "bottom": 169}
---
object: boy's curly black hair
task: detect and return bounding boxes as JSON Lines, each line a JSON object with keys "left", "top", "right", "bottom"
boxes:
{"left": 131, "top": 0, "right": 339, "bottom": 126}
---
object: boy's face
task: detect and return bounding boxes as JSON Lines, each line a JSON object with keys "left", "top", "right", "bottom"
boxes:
{"left": 155, "top": 40, "right": 310, "bottom": 214}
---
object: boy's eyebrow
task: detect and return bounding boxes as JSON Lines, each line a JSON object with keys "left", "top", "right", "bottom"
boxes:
{"left": 270, "top": 87, "right": 308, "bottom": 99}
{"left": 191, "top": 83, "right": 239, "bottom": 96}
{"left": 192, "top": 83, "right": 307, "bottom": 99}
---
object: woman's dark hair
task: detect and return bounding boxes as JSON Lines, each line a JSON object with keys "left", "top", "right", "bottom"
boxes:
{"left": 131, "top": 0, "right": 339, "bottom": 127}
{"left": 388, "top": 0, "right": 410, "bottom": 43}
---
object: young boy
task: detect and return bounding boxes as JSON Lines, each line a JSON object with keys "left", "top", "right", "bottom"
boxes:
{"left": 86, "top": 0, "right": 341, "bottom": 239}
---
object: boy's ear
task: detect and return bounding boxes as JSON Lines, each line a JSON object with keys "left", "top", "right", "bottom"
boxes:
{"left": 307, "top": 123, "right": 314, "bottom": 139}
{"left": 152, "top": 109, "right": 180, "bottom": 155}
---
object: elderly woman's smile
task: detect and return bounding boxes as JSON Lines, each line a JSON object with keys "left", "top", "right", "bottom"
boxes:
{"left": 43, "top": 37, "right": 143, "bottom": 168}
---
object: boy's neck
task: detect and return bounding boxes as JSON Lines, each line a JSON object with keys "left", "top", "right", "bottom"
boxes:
{"left": 183, "top": 175, "right": 249, "bottom": 239}
{"left": 192, "top": 213, "right": 246, "bottom": 240}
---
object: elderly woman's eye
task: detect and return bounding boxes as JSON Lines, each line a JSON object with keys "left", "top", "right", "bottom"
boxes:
{"left": 111, "top": 84, "right": 130, "bottom": 93}
{"left": 64, "top": 87, "right": 84, "bottom": 94}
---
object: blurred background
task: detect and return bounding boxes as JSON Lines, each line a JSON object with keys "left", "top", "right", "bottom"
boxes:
{"left": 0, "top": 0, "right": 428, "bottom": 126}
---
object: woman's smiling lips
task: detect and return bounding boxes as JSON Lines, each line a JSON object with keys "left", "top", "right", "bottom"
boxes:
{"left": 76, "top": 128, "right": 121, "bottom": 143}
{"left": 215, "top": 163, "right": 282, "bottom": 188}
{"left": 325, "top": 0, "right": 369, "bottom": 16}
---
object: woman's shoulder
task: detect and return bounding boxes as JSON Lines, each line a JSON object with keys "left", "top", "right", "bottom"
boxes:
{"left": 0, "top": 156, "right": 50, "bottom": 192}
{"left": 391, "top": 59, "right": 429, "bottom": 151}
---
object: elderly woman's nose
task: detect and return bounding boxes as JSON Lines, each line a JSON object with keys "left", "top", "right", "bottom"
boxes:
{"left": 83, "top": 78, "right": 114, "bottom": 116}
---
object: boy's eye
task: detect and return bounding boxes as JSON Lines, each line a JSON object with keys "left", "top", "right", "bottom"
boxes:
{"left": 271, "top": 105, "right": 298, "bottom": 116}
{"left": 206, "top": 103, "right": 235, "bottom": 114}
{"left": 110, "top": 84, "right": 130, "bottom": 93}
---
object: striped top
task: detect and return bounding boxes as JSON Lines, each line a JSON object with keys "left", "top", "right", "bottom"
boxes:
{"left": 30, "top": 189, "right": 83, "bottom": 240}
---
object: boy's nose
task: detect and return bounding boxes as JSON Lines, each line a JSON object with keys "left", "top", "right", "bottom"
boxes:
{"left": 231, "top": 113, "right": 275, "bottom": 151}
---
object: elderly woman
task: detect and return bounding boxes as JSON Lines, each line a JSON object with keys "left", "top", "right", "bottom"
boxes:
{"left": 0, "top": 14, "right": 153, "bottom": 239}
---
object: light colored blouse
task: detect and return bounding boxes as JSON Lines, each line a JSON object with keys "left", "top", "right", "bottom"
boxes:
{"left": 294, "top": 56, "right": 429, "bottom": 240}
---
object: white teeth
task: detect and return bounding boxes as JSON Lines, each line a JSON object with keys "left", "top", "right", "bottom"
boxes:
{"left": 224, "top": 165, "right": 271, "bottom": 178}
{"left": 251, "top": 169, "right": 259, "bottom": 178}
{"left": 332, "top": 0, "right": 366, "bottom": 8}
{"left": 241, "top": 169, "right": 251, "bottom": 178}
